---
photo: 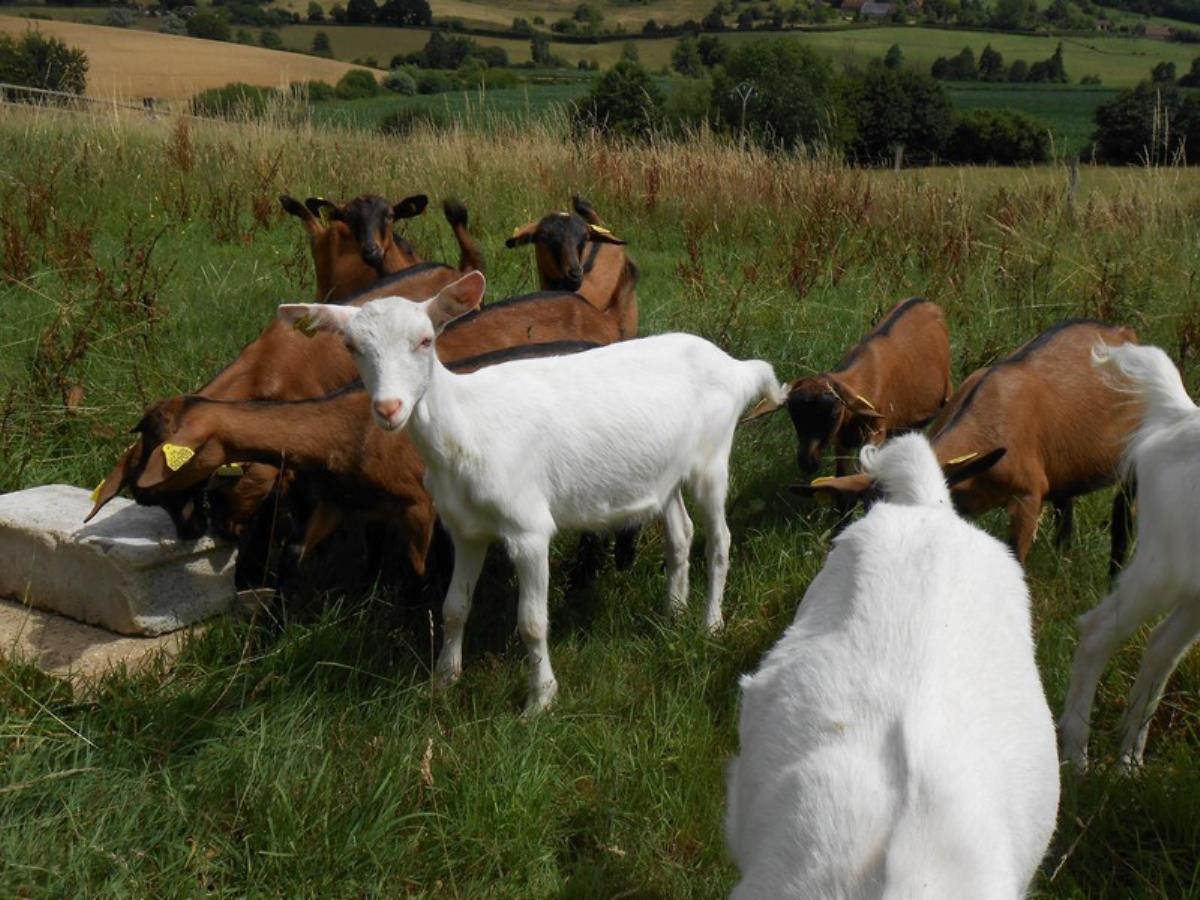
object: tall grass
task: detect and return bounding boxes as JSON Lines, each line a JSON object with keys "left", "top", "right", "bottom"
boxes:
{"left": 1, "top": 104, "right": 1199, "bottom": 897}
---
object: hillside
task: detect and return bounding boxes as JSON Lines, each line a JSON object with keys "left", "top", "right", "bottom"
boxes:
{"left": 0, "top": 17, "right": 374, "bottom": 99}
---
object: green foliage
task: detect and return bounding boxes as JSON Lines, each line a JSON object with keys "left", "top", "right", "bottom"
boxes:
{"left": 673, "top": 36, "right": 704, "bottom": 77}
{"left": 991, "top": 0, "right": 1036, "bottom": 29}
{"left": 186, "top": 10, "right": 231, "bottom": 41}
{"left": 158, "top": 12, "right": 186, "bottom": 34}
{"left": 1181, "top": 57, "right": 1200, "bottom": 87}
{"left": 259, "top": 29, "right": 283, "bottom": 50}
{"left": 102, "top": 7, "right": 135, "bottom": 28}
{"left": 378, "top": 105, "right": 446, "bottom": 134}
{"left": 1093, "top": 81, "right": 1200, "bottom": 164}
{"left": 712, "top": 38, "right": 844, "bottom": 149}
{"left": 335, "top": 68, "right": 381, "bottom": 100}
{"left": 979, "top": 44, "right": 1005, "bottom": 82}
{"left": 307, "top": 1, "right": 324, "bottom": 22}
{"left": 292, "top": 79, "right": 336, "bottom": 101}
{"left": 0, "top": 30, "right": 88, "bottom": 98}
{"left": 345, "top": 0, "right": 377, "bottom": 24}
{"left": 944, "top": 107, "right": 1051, "bottom": 163}
{"left": 383, "top": 68, "right": 417, "bottom": 95}
{"left": 846, "top": 63, "right": 954, "bottom": 163}
{"left": 190, "top": 82, "right": 279, "bottom": 118}
{"left": 416, "top": 71, "right": 454, "bottom": 93}
{"left": 312, "top": 30, "right": 332, "bottom": 55}
{"left": 1152, "top": 60, "right": 1178, "bottom": 84}
{"left": 573, "top": 59, "right": 664, "bottom": 139}
{"left": 376, "top": 0, "right": 432, "bottom": 27}
{"left": 883, "top": 43, "right": 903, "bottom": 70}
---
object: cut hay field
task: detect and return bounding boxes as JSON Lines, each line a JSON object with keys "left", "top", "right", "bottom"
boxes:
{"left": 0, "top": 17, "right": 374, "bottom": 99}
{"left": 1, "top": 105, "right": 1199, "bottom": 897}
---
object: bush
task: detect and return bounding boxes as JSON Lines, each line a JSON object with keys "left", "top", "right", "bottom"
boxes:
{"left": 292, "top": 79, "right": 336, "bottom": 101}
{"left": 711, "top": 38, "right": 844, "bottom": 149}
{"left": 312, "top": 31, "right": 332, "bottom": 55}
{"left": 259, "top": 29, "right": 283, "bottom": 50}
{"left": 186, "top": 10, "right": 231, "bottom": 41}
{"left": 846, "top": 63, "right": 954, "bottom": 164}
{"left": 0, "top": 31, "right": 88, "bottom": 98}
{"left": 379, "top": 106, "right": 446, "bottom": 135}
{"left": 158, "top": 12, "right": 186, "bottom": 34}
{"left": 1093, "top": 82, "right": 1200, "bottom": 164}
{"left": 573, "top": 59, "right": 664, "bottom": 139}
{"left": 335, "top": 68, "right": 380, "bottom": 100}
{"left": 944, "top": 108, "right": 1051, "bottom": 164}
{"left": 383, "top": 68, "right": 417, "bottom": 94}
{"left": 191, "top": 82, "right": 279, "bottom": 118}
{"left": 416, "top": 72, "right": 454, "bottom": 94}
{"left": 103, "top": 8, "right": 136, "bottom": 28}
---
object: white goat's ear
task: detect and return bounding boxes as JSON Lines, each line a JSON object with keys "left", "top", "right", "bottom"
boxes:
{"left": 277, "top": 303, "right": 358, "bottom": 337}
{"left": 426, "top": 271, "right": 485, "bottom": 331}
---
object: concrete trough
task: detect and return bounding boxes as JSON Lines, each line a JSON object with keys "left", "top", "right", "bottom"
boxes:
{"left": 0, "top": 485, "right": 236, "bottom": 636}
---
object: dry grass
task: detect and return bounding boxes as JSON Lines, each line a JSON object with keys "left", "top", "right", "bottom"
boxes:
{"left": 0, "top": 17, "right": 375, "bottom": 100}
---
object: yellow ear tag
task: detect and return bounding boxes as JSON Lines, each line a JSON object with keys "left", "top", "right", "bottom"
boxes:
{"left": 162, "top": 443, "right": 195, "bottom": 471}
{"left": 292, "top": 314, "right": 319, "bottom": 337}
{"left": 90, "top": 479, "right": 105, "bottom": 504}
{"left": 590, "top": 224, "right": 613, "bottom": 235}
{"left": 854, "top": 392, "right": 877, "bottom": 412}
{"left": 810, "top": 476, "right": 836, "bottom": 486}
{"left": 510, "top": 226, "right": 525, "bottom": 239}
{"left": 215, "top": 463, "right": 245, "bottom": 477}
{"left": 947, "top": 452, "right": 979, "bottom": 466}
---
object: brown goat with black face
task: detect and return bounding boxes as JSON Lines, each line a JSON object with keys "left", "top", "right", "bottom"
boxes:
{"left": 280, "top": 192, "right": 427, "bottom": 300}
{"left": 506, "top": 196, "right": 639, "bottom": 339}
{"left": 781, "top": 298, "right": 951, "bottom": 477}
{"left": 797, "top": 319, "right": 1141, "bottom": 569}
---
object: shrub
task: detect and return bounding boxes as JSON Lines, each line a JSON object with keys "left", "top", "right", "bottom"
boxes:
{"left": 0, "top": 31, "right": 88, "bottom": 98}
{"left": 1093, "top": 82, "right": 1200, "bottom": 165}
{"left": 259, "top": 29, "right": 283, "bottom": 50}
{"left": 573, "top": 59, "right": 664, "bottom": 139}
{"left": 846, "top": 63, "right": 954, "bottom": 164}
{"left": 158, "top": 12, "right": 186, "bottom": 34}
{"left": 191, "top": 82, "right": 279, "bottom": 118}
{"left": 335, "top": 68, "right": 380, "bottom": 100}
{"left": 312, "top": 31, "right": 332, "bottom": 55}
{"left": 292, "top": 79, "right": 336, "bottom": 101}
{"left": 379, "top": 106, "right": 446, "bottom": 135}
{"left": 944, "top": 108, "right": 1051, "bottom": 164}
{"left": 187, "top": 10, "right": 231, "bottom": 41}
{"left": 416, "top": 72, "right": 453, "bottom": 94}
{"left": 711, "top": 38, "right": 844, "bottom": 149}
{"left": 383, "top": 68, "right": 417, "bottom": 94}
{"left": 103, "top": 8, "right": 136, "bottom": 28}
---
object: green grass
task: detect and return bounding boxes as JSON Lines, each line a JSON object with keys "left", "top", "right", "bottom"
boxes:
{"left": 1, "top": 107, "right": 1200, "bottom": 896}
{"left": 946, "top": 83, "right": 1119, "bottom": 154}
{"left": 312, "top": 82, "right": 590, "bottom": 129}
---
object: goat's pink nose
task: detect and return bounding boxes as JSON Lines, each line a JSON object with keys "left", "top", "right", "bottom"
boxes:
{"left": 374, "top": 399, "right": 402, "bottom": 420}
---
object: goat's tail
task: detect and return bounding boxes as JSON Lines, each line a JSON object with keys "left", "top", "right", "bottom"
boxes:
{"left": 443, "top": 200, "right": 486, "bottom": 275}
{"left": 860, "top": 433, "right": 951, "bottom": 508}
{"left": 1092, "top": 341, "right": 1195, "bottom": 420}
{"left": 741, "top": 360, "right": 789, "bottom": 416}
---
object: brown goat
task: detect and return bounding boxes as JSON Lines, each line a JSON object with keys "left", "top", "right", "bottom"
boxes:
{"left": 506, "top": 196, "right": 639, "bottom": 339}
{"left": 280, "top": 192, "right": 428, "bottom": 300}
{"left": 797, "top": 319, "right": 1141, "bottom": 567}
{"left": 778, "top": 298, "right": 951, "bottom": 476}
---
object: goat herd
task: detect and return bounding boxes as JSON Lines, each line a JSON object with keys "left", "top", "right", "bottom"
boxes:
{"left": 80, "top": 191, "right": 1197, "bottom": 896}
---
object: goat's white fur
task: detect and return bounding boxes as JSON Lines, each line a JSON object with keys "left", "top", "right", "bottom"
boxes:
{"left": 1060, "top": 341, "right": 1200, "bottom": 767}
{"left": 726, "top": 433, "right": 1059, "bottom": 899}
{"left": 278, "top": 272, "right": 788, "bottom": 713}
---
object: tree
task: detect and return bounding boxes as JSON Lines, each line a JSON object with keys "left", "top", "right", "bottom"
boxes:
{"left": 643, "top": 19, "right": 660, "bottom": 34}
{"left": 621, "top": 41, "right": 640, "bottom": 62}
{"left": 186, "top": 11, "right": 231, "bottom": 41}
{"left": 711, "top": 38, "right": 845, "bottom": 148}
{"left": 329, "top": 3, "right": 346, "bottom": 23}
{"left": 698, "top": 35, "right": 727, "bottom": 67}
{"left": 846, "top": 63, "right": 954, "bottom": 163}
{"left": 672, "top": 36, "right": 704, "bottom": 77}
{"left": 884, "top": 44, "right": 903, "bottom": 70}
{"left": 1008, "top": 59, "right": 1029, "bottom": 82}
{"left": 312, "top": 31, "right": 332, "bottom": 54}
{"left": 1093, "top": 82, "right": 1200, "bottom": 164}
{"left": 0, "top": 31, "right": 88, "bottom": 97}
{"left": 1151, "top": 60, "right": 1177, "bottom": 83}
{"left": 307, "top": 2, "right": 325, "bottom": 21}
{"left": 377, "top": 0, "right": 432, "bottom": 26}
{"left": 259, "top": 29, "right": 283, "bottom": 49}
{"left": 345, "top": 0, "right": 377, "bottom": 24}
{"left": 573, "top": 59, "right": 664, "bottom": 138}
{"left": 702, "top": 4, "right": 726, "bottom": 30}
{"left": 991, "top": 0, "right": 1035, "bottom": 29}
{"left": 531, "top": 35, "right": 553, "bottom": 66}
{"left": 1180, "top": 56, "right": 1200, "bottom": 87}
{"left": 159, "top": 13, "right": 187, "bottom": 35}
{"left": 335, "top": 68, "right": 380, "bottom": 99}
{"left": 944, "top": 108, "right": 1050, "bottom": 163}
{"left": 979, "top": 44, "right": 1005, "bottom": 81}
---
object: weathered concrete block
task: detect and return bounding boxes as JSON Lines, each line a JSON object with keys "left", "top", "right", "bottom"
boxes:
{"left": 0, "top": 485, "right": 236, "bottom": 636}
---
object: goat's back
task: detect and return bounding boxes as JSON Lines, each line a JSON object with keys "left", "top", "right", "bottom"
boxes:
{"left": 727, "top": 503, "right": 1058, "bottom": 899}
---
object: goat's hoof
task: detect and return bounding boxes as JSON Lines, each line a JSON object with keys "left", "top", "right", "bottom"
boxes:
{"left": 432, "top": 668, "right": 461, "bottom": 695}
{"left": 521, "top": 679, "right": 559, "bottom": 717}
{"left": 705, "top": 614, "right": 725, "bottom": 634}
{"left": 1117, "top": 754, "right": 1144, "bottom": 775}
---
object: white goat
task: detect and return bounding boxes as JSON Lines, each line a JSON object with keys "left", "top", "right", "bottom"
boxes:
{"left": 726, "top": 433, "right": 1059, "bottom": 900}
{"left": 1060, "top": 341, "right": 1200, "bottom": 768}
{"left": 278, "top": 271, "right": 788, "bottom": 713}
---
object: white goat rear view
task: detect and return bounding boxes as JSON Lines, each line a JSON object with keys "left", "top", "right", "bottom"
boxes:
{"left": 1060, "top": 341, "right": 1200, "bottom": 767}
{"left": 277, "top": 272, "right": 787, "bottom": 713}
{"left": 726, "top": 433, "right": 1059, "bottom": 899}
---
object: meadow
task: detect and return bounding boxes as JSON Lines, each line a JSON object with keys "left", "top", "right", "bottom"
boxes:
{"left": 1, "top": 104, "right": 1199, "bottom": 896}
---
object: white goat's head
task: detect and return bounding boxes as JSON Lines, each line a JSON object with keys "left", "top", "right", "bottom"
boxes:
{"left": 278, "top": 271, "right": 485, "bottom": 431}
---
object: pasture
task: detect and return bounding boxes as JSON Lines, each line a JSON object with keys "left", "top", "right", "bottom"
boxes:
{"left": 1, "top": 105, "right": 1199, "bottom": 896}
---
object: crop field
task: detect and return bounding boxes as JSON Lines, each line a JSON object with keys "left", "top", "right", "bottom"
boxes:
{"left": 945, "top": 83, "right": 1118, "bottom": 155}
{"left": 313, "top": 82, "right": 592, "bottom": 129}
{"left": 1, "top": 105, "right": 1200, "bottom": 896}
{"left": 0, "top": 17, "right": 370, "bottom": 99}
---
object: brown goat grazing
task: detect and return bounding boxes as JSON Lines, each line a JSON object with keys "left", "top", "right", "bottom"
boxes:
{"left": 506, "top": 196, "right": 639, "bottom": 339}
{"left": 87, "top": 289, "right": 621, "bottom": 540}
{"left": 796, "top": 319, "right": 1140, "bottom": 568}
{"left": 779, "top": 298, "right": 951, "bottom": 476}
{"left": 280, "top": 192, "right": 429, "bottom": 300}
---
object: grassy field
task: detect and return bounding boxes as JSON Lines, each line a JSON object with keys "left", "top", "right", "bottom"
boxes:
{"left": 0, "top": 17, "right": 373, "bottom": 99}
{"left": 2, "top": 106, "right": 1200, "bottom": 896}
{"left": 946, "top": 83, "right": 1118, "bottom": 154}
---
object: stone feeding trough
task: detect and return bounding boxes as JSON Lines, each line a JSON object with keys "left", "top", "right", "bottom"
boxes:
{"left": 0, "top": 484, "right": 236, "bottom": 680}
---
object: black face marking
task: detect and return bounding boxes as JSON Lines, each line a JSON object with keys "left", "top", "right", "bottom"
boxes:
{"left": 534, "top": 213, "right": 592, "bottom": 291}
{"left": 786, "top": 386, "right": 842, "bottom": 474}
{"left": 934, "top": 318, "right": 1110, "bottom": 437}
{"left": 339, "top": 196, "right": 395, "bottom": 271}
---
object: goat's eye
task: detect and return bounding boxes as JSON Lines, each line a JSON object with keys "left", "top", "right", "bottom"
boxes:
{"left": 344, "top": 341, "right": 357, "bottom": 354}
{"left": 417, "top": 336, "right": 432, "bottom": 350}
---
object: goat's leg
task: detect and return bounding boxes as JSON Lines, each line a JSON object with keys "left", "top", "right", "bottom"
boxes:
{"left": 1059, "top": 565, "right": 1176, "bottom": 766}
{"left": 433, "top": 536, "right": 488, "bottom": 691}
{"left": 1053, "top": 498, "right": 1075, "bottom": 550}
{"left": 507, "top": 534, "right": 557, "bottom": 715}
{"left": 1007, "top": 492, "right": 1044, "bottom": 563}
{"left": 661, "top": 488, "right": 694, "bottom": 619}
{"left": 692, "top": 460, "right": 732, "bottom": 633}
{"left": 613, "top": 525, "right": 640, "bottom": 571}
{"left": 1117, "top": 599, "right": 1200, "bottom": 767}
{"left": 1109, "top": 480, "right": 1137, "bottom": 583}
